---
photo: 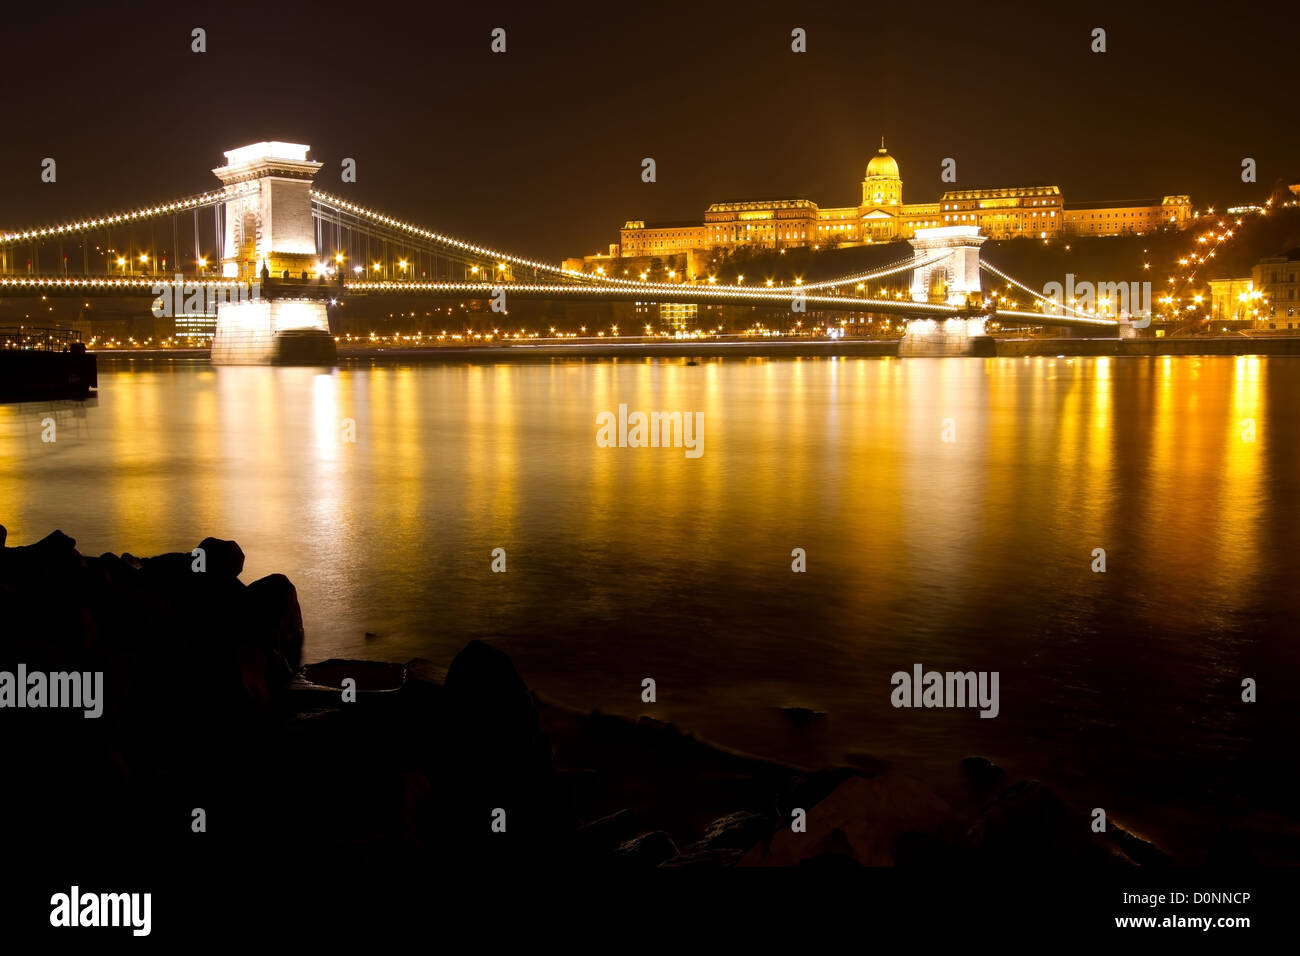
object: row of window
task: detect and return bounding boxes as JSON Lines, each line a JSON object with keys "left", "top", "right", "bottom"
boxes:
{"left": 1075, "top": 223, "right": 1156, "bottom": 233}
{"left": 941, "top": 198, "right": 1059, "bottom": 211}
{"left": 1068, "top": 210, "right": 1161, "bottom": 220}
{"left": 944, "top": 211, "right": 1058, "bottom": 223}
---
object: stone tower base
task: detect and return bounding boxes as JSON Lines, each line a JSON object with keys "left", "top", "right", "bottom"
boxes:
{"left": 898, "top": 318, "right": 996, "bottom": 357}
{"left": 211, "top": 299, "right": 336, "bottom": 365}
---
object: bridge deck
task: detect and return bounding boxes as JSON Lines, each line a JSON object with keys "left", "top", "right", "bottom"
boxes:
{"left": 0, "top": 275, "right": 1118, "bottom": 329}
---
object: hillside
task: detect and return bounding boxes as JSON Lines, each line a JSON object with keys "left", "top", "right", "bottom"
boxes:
{"left": 706, "top": 206, "right": 1300, "bottom": 299}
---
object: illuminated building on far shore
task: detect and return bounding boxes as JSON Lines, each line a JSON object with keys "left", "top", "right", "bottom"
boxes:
{"left": 566, "top": 139, "right": 1194, "bottom": 277}
{"left": 173, "top": 309, "right": 218, "bottom": 342}
{"left": 1253, "top": 250, "right": 1300, "bottom": 327}
{"left": 1063, "top": 195, "right": 1192, "bottom": 236}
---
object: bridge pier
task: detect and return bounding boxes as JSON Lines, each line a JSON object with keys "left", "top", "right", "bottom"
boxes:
{"left": 211, "top": 298, "right": 335, "bottom": 365}
{"left": 898, "top": 226, "right": 994, "bottom": 356}
{"left": 898, "top": 317, "right": 995, "bottom": 357}
{"left": 209, "top": 142, "right": 335, "bottom": 365}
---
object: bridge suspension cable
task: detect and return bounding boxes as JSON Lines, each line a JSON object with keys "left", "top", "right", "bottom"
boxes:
{"left": 529, "top": 250, "right": 951, "bottom": 296}
{"left": 310, "top": 191, "right": 580, "bottom": 281}
{"left": 980, "top": 260, "right": 1108, "bottom": 321}
{"left": 341, "top": 278, "right": 964, "bottom": 314}
{"left": 796, "top": 251, "right": 951, "bottom": 291}
{"left": 0, "top": 184, "right": 257, "bottom": 246}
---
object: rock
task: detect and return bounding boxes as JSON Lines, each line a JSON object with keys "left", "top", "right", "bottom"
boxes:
{"left": 404, "top": 658, "right": 448, "bottom": 686}
{"left": 0, "top": 524, "right": 6, "bottom": 547}
{"left": 29, "top": 529, "right": 76, "bottom": 553}
{"left": 774, "top": 702, "right": 826, "bottom": 723}
{"left": 1109, "top": 821, "right": 1171, "bottom": 867}
{"left": 439, "top": 640, "right": 559, "bottom": 851}
{"left": 966, "top": 780, "right": 1133, "bottom": 865}
{"left": 88, "top": 551, "right": 136, "bottom": 584}
{"left": 134, "top": 551, "right": 194, "bottom": 579}
{"left": 614, "top": 831, "right": 678, "bottom": 867}
{"left": 574, "top": 808, "right": 640, "bottom": 856}
{"left": 844, "top": 753, "right": 890, "bottom": 775}
{"left": 741, "top": 773, "right": 952, "bottom": 867}
{"left": 661, "top": 847, "right": 745, "bottom": 867}
{"left": 445, "top": 640, "right": 547, "bottom": 768}
{"left": 780, "top": 706, "right": 826, "bottom": 724}
{"left": 690, "top": 810, "right": 776, "bottom": 853}
{"left": 6, "top": 530, "right": 79, "bottom": 576}
{"left": 243, "top": 573, "right": 305, "bottom": 679}
{"left": 197, "top": 537, "right": 245, "bottom": 578}
{"left": 960, "top": 755, "right": 1007, "bottom": 790}
{"left": 554, "top": 766, "right": 599, "bottom": 808}
{"left": 782, "top": 766, "right": 863, "bottom": 814}
{"left": 301, "top": 660, "right": 406, "bottom": 692}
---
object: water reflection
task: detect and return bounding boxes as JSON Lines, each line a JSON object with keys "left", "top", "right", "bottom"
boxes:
{"left": 1, "top": 354, "right": 1297, "bottom": 856}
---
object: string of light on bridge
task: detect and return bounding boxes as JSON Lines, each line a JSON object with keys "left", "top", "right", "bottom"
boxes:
{"left": 0, "top": 185, "right": 258, "bottom": 245}
{"left": 341, "top": 279, "right": 963, "bottom": 313}
{"left": 0, "top": 277, "right": 249, "bottom": 290}
{"left": 980, "top": 261, "right": 1107, "bottom": 320}
{"left": 311, "top": 191, "right": 572, "bottom": 279}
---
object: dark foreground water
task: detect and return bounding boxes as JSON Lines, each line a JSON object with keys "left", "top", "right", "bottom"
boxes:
{"left": 3, "top": 354, "right": 1298, "bottom": 861}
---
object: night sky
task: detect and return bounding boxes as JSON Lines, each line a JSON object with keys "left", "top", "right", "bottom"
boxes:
{"left": 1, "top": 0, "right": 1294, "bottom": 261}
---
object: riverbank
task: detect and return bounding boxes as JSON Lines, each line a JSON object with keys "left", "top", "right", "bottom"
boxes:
{"left": 0, "top": 526, "right": 1176, "bottom": 871}
{"left": 85, "top": 334, "right": 1300, "bottom": 365}
{"left": 332, "top": 335, "right": 1300, "bottom": 361}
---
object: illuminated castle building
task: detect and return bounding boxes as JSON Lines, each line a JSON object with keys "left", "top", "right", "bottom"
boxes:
{"left": 568, "top": 140, "right": 1193, "bottom": 276}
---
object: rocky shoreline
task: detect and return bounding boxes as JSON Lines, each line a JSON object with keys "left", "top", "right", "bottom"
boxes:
{"left": 0, "top": 528, "right": 1168, "bottom": 871}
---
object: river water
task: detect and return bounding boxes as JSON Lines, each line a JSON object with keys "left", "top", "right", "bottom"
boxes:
{"left": 2, "top": 353, "right": 1297, "bottom": 860}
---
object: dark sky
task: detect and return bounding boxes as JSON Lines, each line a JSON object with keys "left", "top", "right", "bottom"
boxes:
{"left": 1, "top": 0, "right": 1294, "bottom": 262}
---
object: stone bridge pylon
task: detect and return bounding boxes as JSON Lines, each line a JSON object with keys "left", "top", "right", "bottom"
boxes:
{"left": 209, "top": 142, "right": 336, "bottom": 365}
{"left": 900, "top": 225, "right": 995, "bottom": 357}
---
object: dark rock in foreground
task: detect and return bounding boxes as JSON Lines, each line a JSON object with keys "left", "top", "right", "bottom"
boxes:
{"left": 0, "top": 525, "right": 1178, "bottom": 877}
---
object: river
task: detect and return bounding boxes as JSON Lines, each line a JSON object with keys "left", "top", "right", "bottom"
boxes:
{"left": 2, "top": 352, "right": 1297, "bottom": 861}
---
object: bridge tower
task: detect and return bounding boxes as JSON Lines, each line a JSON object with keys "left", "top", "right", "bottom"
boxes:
{"left": 209, "top": 142, "right": 335, "bottom": 365}
{"left": 900, "top": 225, "right": 994, "bottom": 357}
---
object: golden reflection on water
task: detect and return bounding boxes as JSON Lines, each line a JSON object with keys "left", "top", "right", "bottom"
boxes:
{"left": 1, "top": 355, "right": 1295, "bottom": 847}
{"left": 0, "top": 356, "right": 1281, "bottom": 653}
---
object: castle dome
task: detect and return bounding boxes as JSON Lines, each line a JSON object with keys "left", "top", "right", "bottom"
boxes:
{"left": 866, "top": 141, "right": 899, "bottom": 179}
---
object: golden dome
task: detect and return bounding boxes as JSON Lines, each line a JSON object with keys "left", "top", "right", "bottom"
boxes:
{"left": 866, "top": 141, "right": 899, "bottom": 179}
